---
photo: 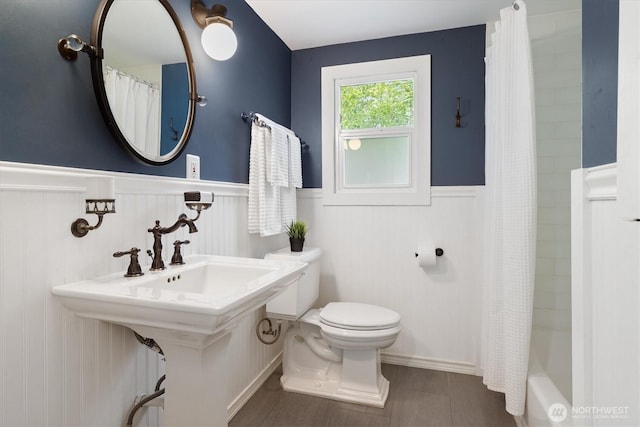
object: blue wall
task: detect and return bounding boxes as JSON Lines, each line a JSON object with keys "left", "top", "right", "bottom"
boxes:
{"left": 0, "top": 0, "right": 291, "bottom": 183}
{"left": 582, "top": 0, "right": 619, "bottom": 167}
{"left": 291, "top": 25, "right": 487, "bottom": 188}
{"left": 1, "top": 1, "right": 624, "bottom": 185}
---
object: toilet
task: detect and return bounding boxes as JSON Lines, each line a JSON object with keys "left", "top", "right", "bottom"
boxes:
{"left": 265, "top": 247, "right": 401, "bottom": 408}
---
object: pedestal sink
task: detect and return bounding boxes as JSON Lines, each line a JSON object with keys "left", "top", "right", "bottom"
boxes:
{"left": 52, "top": 255, "right": 306, "bottom": 426}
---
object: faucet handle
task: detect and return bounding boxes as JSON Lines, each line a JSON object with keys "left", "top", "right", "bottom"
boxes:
{"left": 170, "top": 240, "right": 190, "bottom": 265}
{"left": 113, "top": 247, "right": 144, "bottom": 277}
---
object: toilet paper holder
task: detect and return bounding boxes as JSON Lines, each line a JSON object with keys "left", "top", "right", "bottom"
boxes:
{"left": 415, "top": 248, "right": 444, "bottom": 257}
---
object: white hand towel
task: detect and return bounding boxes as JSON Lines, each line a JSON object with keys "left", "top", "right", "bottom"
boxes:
{"left": 289, "top": 134, "right": 303, "bottom": 189}
{"left": 280, "top": 184, "right": 297, "bottom": 229}
{"left": 248, "top": 122, "right": 282, "bottom": 236}
{"left": 268, "top": 126, "right": 290, "bottom": 188}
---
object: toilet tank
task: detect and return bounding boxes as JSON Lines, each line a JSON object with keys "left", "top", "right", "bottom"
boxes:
{"left": 265, "top": 247, "right": 322, "bottom": 320}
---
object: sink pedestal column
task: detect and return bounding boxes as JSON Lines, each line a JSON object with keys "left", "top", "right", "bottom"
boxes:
{"left": 132, "top": 326, "right": 233, "bottom": 427}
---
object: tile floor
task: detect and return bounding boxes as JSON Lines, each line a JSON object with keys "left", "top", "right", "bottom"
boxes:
{"left": 230, "top": 364, "right": 516, "bottom": 427}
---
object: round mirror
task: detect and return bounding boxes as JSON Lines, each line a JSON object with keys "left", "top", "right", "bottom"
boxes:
{"left": 90, "top": 0, "right": 197, "bottom": 165}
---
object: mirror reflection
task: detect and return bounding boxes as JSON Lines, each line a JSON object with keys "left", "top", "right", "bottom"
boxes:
{"left": 100, "top": 0, "right": 193, "bottom": 163}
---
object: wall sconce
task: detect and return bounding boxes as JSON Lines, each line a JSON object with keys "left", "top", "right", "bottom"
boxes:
{"left": 57, "top": 34, "right": 101, "bottom": 61}
{"left": 71, "top": 177, "right": 116, "bottom": 238}
{"left": 191, "top": 1, "right": 237, "bottom": 61}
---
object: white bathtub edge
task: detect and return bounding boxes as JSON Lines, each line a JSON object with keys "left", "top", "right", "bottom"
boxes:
{"left": 525, "top": 352, "right": 572, "bottom": 427}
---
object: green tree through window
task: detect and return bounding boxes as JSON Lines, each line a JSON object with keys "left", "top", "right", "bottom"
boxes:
{"left": 340, "top": 79, "right": 414, "bottom": 130}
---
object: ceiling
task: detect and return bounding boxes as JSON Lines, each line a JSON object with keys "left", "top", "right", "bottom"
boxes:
{"left": 244, "top": 0, "right": 581, "bottom": 51}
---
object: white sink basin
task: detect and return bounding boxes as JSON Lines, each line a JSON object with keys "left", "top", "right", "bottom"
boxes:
{"left": 52, "top": 254, "right": 306, "bottom": 335}
{"left": 53, "top": 254, "right": 306, "bottom": 427}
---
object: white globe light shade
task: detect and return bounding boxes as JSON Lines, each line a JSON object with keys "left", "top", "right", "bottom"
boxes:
{"left": 201, "top": 22, "right": 237, "bottom": 61}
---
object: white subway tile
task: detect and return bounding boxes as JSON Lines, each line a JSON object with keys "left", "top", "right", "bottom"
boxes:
{"left": 534, "top": 54, "right": 558, "bottom": 74}
{"left": 536, "top": 122, "right": 557, "bottom": 139}
{"left": 555, "top": 86, "right": 582, "bottom": 105}
{"left": 535, "top": 70, "right": 581, "bottom": 90}
{"left": 536, "top": 258, "right": 556, "bottom": 276}
{"left": 553, "top": 122, "right": 582, "bottom": 139}
{"left": 553, "top": 10, "right": 582, "bottom": 34}
{"left": 529, "top": 17, "right": 558, "bottom": 40}
{"left": 554, "top": 155, "right": 582, "bottom": 173}
{"left": 555, "top": 258, "right": 571, "bottom": 276}
{"left": 538, "top": 224, "right": 557, "bottom": 241}
{"left": 536, "top": 87, "right": 558, "bottom": 106}
{"left": 536, "top": 103, "right": 582, "bottom": 123}
{"left": 556, "top": 52, "right": 582, "bottom": 71}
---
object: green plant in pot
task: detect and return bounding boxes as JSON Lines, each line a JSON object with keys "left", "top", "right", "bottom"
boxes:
{"left": 285, "top": 220, "right": 307, "bottom": 252}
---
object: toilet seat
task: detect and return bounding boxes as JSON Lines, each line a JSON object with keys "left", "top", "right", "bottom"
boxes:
{"left": 320, "top": 302, "right": 401, "bottom": 331}
{"left": 319, "top": 322, "right": 401, "bottom": 348}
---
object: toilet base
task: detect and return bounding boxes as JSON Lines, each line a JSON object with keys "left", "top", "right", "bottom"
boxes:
{"left": 279, "top": 309, "right": 398, "bottom": 408}
{"left": 281, "top": 371, "right": 389, "bottom": 408}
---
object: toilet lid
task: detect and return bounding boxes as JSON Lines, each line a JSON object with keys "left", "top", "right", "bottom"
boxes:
{"left": 319, "top": 302, "right": 401, "bottom": 330}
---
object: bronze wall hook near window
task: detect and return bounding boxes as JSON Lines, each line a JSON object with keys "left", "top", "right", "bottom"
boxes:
{"left": 455, "top": 97, "right": 462, "bottom": 128}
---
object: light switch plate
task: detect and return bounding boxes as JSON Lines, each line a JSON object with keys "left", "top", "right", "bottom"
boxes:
{"left": 186, "top": 154, "right": 200, "bottom": 180}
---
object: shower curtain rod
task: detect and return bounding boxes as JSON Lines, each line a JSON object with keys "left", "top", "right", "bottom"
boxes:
{"left": 241, "top": 112, "right": 309, "bottom": 151}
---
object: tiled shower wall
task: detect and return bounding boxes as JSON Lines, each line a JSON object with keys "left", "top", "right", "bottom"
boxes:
{"left": 0, "top": 162, "right": 286, "bottom": 426}
{"left": 529, "top": 7, "right": 581, "bottom": 376}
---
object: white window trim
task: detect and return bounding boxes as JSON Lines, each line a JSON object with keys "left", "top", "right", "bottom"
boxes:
{"left": 321, "top": 55, "right": 431, "bottom": 206}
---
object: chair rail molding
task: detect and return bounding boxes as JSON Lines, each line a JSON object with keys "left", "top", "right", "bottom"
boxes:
{"left": 0, "top": 161, "right": 249, "bottom": 197}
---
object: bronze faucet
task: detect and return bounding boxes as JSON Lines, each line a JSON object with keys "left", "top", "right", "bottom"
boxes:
{"left": 147, "top": 214, "right": 198, "bottom": 271}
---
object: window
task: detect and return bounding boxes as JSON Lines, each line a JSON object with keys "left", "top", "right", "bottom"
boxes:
{"left": 321, "top": 55, "right": 431, "bottom": 205}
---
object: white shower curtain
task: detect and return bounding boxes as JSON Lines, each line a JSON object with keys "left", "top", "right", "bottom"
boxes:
{"left": 103, "top": 66, "right": 160, "bottom": 156}
{"left": 481, "top": 0, "right": 536, "bottom": 416}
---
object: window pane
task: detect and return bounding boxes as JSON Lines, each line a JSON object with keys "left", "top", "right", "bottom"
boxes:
{"left": 343, "top": 135, "right": 410, "bottom": 187}
{"left": 340, "top": 79, "right": 414, "bottom": 130}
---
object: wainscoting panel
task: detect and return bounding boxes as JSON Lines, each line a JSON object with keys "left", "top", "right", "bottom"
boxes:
{"left": 571, "top": 164, "right": 640, "bottom": 425}
{"left": 296, "top": 187, "right": 485, "bottom": 370}
{"left": 0, "top": 161, "right": 285, "bottom": 426}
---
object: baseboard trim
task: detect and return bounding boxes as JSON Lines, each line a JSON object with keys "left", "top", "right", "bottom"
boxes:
{"left": 227, "top": 352, "right": 283, "bottom": 422}
{"left": 381, "top": 352, "right": 477, "bottom": 375}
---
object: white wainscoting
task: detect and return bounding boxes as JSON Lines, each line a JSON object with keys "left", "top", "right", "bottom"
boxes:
{"left": 571, "top": 164, "right": 640, "bottom": 425}
{"left": 0, "top": 161, "right": 286, "bottom": 426}
{"left": 297, "top": 186, "right": 485, "bottom": 374}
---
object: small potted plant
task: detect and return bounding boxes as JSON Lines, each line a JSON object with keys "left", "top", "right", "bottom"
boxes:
{"left": 285, "top": 220, "right": 307, "bottom": 252}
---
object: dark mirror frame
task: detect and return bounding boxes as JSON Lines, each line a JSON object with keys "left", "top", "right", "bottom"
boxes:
{"left": 89, "top": 0, "right": 197, "bottom": 166}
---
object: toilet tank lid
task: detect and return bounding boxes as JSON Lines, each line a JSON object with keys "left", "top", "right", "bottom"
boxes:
{"left": 320, "top": 302, "right": 401, "bottom": 330}
{"left": 265, "top": 247, "right": 322, "bottom": 263}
